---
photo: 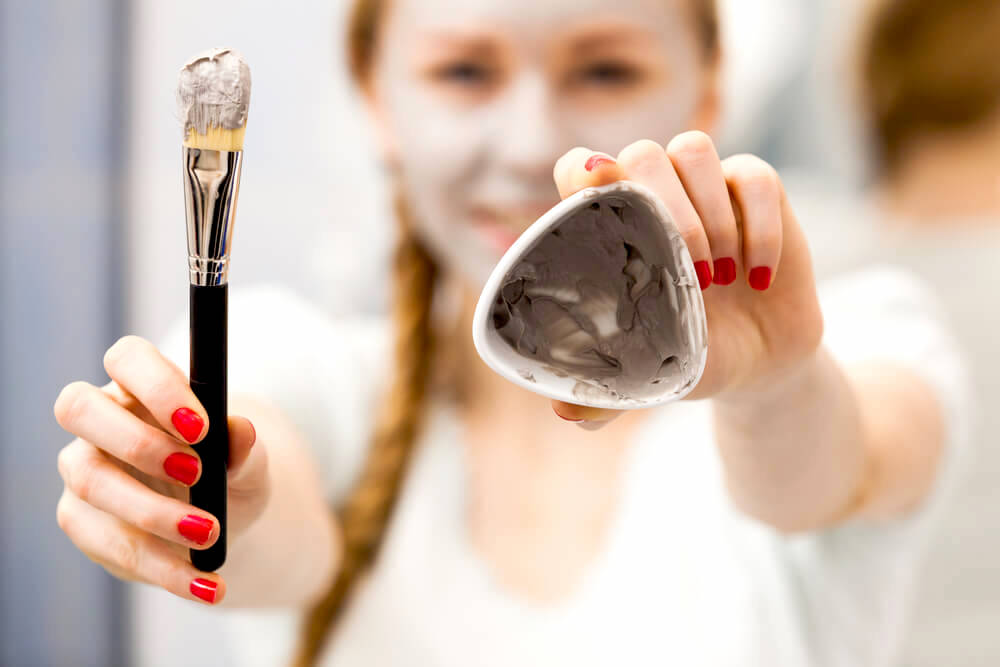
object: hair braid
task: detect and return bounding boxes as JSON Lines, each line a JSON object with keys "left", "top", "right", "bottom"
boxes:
{"left": 291, "top": 197, "right": 438, "bottom": 666}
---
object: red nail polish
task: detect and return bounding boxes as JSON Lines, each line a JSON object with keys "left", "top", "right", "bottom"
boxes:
{"left": 554, "top": 410, "right": 584, "bottom": 423}
{"left": 190, "top": 578, "right": 217, "bottom": 603}
{"left": 713, "top": 257, "right": 737, "bottom": 285}
{"left": 178, "top": 515, "right": 214, "bottom": 545}
{"left": 749, "top": 266, "right": 772, "bottom": 291}
{"left": 694, "top": 260, "right": 713, "bottom": 290}
{"left": 584, "top": 155, "right": 615, "bottom": 171}
{"left": 248, "top": 420, "right": 257, "bottom": 447}
{"left": 171, "top": 408, "right": 204, "bottom": 443}
{"left": 163, "top": 452, "right": 199, "bottom": 486}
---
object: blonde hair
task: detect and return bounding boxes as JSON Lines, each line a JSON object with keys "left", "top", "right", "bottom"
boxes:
{"left": 292, "top": 0, "right": 719, "bottom": 663}
{"left": 860, "top": 0, "right": 1000, "bottom": 175}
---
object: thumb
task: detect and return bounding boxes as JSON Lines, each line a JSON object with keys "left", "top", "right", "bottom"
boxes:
{"left": 226, "top": 415, "right": 262, "bottom": 486}
{"left": 553, "top": 148, "right": 625, "bottom": 200}
{"left": 551, "top": 400, "right": 624, "bottom": 431}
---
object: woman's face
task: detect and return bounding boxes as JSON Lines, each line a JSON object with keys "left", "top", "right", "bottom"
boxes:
{"left": 371, "top": 0, "right": 716, "bottom": 287}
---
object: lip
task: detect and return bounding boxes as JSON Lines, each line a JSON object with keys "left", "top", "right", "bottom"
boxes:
{"left": 476, "top": 221, "right": 522, "bottom": 254}
{"left": 472, "top": 203, "right": 555, "bottom": 254}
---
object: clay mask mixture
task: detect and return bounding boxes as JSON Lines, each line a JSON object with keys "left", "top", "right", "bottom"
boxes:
{"left": 176, "top": 48, "right": 251, "bottom": 135}
{"left": 489, "top": 192, "right": 702, "bottom": 403}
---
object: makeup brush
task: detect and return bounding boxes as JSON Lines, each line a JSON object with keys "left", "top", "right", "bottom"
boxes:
{"left": 177, "top": 47, "right": 251, "bottom": 572}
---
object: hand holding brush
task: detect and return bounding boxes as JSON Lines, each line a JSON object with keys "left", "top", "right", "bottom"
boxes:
{"left": 50, "top": 49, "right": 265, "bottom": 605}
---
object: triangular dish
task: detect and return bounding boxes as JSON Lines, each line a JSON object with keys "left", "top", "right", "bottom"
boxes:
{"left": 472, "top": 180, "right": 708, "bottom": 409}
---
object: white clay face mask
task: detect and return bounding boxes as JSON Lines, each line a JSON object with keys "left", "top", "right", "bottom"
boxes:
{"left": 473, "top": 181, "right": 708, "bottom": 408}
{"left": 373, "top": 0, "right": 705, "bottom": 289}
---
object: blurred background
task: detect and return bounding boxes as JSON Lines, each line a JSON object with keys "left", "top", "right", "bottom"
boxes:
{"left": 2, "top": 0, "right": 997, "bottom": 665}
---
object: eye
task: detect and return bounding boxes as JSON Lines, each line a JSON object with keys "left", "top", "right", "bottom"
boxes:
{"left": 433, "top": 61, "right": 494, "bottom": 86}
{"left": 576, "top": 61, "right": 641, "bottom": 86}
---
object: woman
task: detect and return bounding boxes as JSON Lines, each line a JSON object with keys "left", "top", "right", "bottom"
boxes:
{"left": 53, "top": 0, "right": 967, "bottom": 665}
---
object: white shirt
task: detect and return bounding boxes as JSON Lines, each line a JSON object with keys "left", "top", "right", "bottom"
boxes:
{"left": 784, "top": 183, "right": 1000, "bottom": 665}
{"left": 154, "top": 267, "right": 969, "bottom": 667}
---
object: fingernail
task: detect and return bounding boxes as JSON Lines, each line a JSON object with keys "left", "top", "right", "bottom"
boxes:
{"left": 694, "top": 260, "right": 713, "bottom": 290}
{"left": 713, "top": 257, "right": 737, "bottom": 285}
{"left": 248, "top": 419, "right": 257, "bottom": 447}
{"left": 178, "top": 515, "right": 214, "bottom": 545}
{"left": 554, "top": 410, "right": 584, "bottom": 423}
{"left": 163, "top": 452, "right": 199, "bottom": 486}
{"left": 577, "top": 421, "right": 608, "bottom": 431}
{"left": 584, "top": 154, "right": 616, "bottom": 171}
{"left": 190, "top": 578, "right": 218, "bottom": 603}
{"left": 749, "top": 266, "right": 773, "bottom": 291}
{"left": 171, "top": 408, "right": 204, "bottom": 443}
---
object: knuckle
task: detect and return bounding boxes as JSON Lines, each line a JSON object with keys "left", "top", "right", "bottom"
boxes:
{"left": 555, "top": 146, "right": 590, "bottom": 176}
{"left": 132, "top": 506, "right": 159, "bottom": 534}
{"left": 667, "top": 130, "right": 715, "bottom": 163}
{"left": 54, "top": 381, "right": 92, "bottom": 429}
{"left": 55, "top": 494, "right": 75, "bottom": 534}
{"left": 727, "top": 155, "right": 780, "bottom": 194}
{"left": 121, "top": 428, "right": 154, "bottom": 464}
{"left": 679, "top": 228, "right": 709, "bottom": 255}
{"left": 109, "top": 533, "right": 142, "bottom": 574}
{"left": 746, "top": 225, "right": 782, "bottom": 254}
{"left": 67, "top": 450, "right": 102, "bottom": 503}
{"left": 144, "top": 374, "right": 178, "bottom": 406}
{"left": 161, "top": 559, "right": 190, "bottom": 591}
{"left": 618, "top": 139, "right": 665, "bottom": 172}
{"left": 103, "top": 335, "right": 148, "bottom": 374}
{"left": 56, "top": 441, "right": 79, "bottom": 481}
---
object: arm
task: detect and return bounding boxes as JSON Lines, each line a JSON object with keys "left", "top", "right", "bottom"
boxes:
{"left": 713, "top": 350, "right": 945, "bottom": 532}
{"left": 218, "top": 394, "right": 341, "bottom": 608}
{"left": 546, "top": 136, "right": 951, "bottom": 533}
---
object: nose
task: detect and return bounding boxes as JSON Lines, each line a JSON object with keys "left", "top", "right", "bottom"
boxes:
{"left": 491, "top": 71, "right": 568, "bottom": 181}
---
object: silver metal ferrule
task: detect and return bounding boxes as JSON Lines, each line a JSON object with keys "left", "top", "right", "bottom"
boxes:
{"left": 182, "top": 146, "right": 243, "bottom": 285}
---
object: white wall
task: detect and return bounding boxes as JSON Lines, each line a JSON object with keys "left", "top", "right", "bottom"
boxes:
{"left": 126, "top": 2, "right": 392, "bottom": 664}
{"left": 126, "top": 0, "right": 393, "bottom": 344}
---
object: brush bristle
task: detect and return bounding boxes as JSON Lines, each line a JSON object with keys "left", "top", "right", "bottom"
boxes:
{"left": 177, "top": 48, "right": 251, "bottom": 152}
{"left": 184, "top": 125, "right": 247, "bottom": 151}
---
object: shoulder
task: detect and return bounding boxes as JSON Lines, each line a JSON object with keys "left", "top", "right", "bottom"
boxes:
{"left": 227, "top": 283, "right": 388, "bottom": 358}
{"left": 818, "top": 264, "right": 945, "bottom": 316}
{"left": 816, "top": 265, "right": 972, "bottom": 538}
{"left": 817, "top": 265, "right": 969, "bottom": 423}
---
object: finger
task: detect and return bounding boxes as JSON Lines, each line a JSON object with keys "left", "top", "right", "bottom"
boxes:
{"left": 102, "top": 336, "right": 208, "bottom": 444}
{"left": 54, "top": 381, "right": 203, "bottom": 487}
{"left": 722, "top": 154, "right": 783, "bottom": 290}
{"left": 57, "top": 490, "right": 226, "bottom": 605}
{"left": 57, "top": 439, "right": 220, "bottom": 549}
{"left": 104, "top": 379, "right": 158, "bottom": 426}
{"left": 616, "top": 139, "right": 713, "bottom": 290}
{"left": 551, "top": 400, "right": 624, "bottom": 431}
{"left": 553, "top": 147, "right": 627, "bottom": 199}
{"left": 666, "top": 131, "right": 741, "bottom": 287}
{"left": 226, "top": 415, "right": 257, "bottom": 478}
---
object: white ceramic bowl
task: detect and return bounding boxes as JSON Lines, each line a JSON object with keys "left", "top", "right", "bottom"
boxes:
{"left": 472, "top": 180, "right": 708, "bottom": 410}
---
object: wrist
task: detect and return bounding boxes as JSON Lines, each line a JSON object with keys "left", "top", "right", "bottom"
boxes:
{"left": 714, "top": 347, "right": 826, "bottom": 412}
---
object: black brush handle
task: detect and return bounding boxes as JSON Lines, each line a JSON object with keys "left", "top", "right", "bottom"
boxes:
{"left": 188, "top": 283, "right": 228, "bottom": 572}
